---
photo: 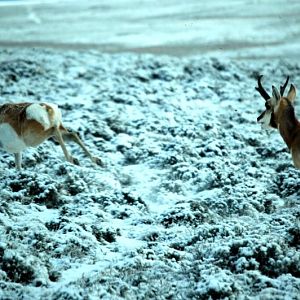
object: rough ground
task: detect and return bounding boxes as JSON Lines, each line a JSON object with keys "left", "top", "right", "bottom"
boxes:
{"left": 0, "top": 48, "right": 299, "bottom": 299}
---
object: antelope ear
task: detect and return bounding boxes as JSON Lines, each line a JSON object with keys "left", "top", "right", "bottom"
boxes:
{"left": 272, "top": 86, "right": 281, "bottom": 101}
{"left": 287, "top": 84, "right": 296, "bottom": 103}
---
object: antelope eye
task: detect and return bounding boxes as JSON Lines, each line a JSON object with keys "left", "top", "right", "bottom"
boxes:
{"left": 265, "top": 103, "right": 271, "bottom": 110}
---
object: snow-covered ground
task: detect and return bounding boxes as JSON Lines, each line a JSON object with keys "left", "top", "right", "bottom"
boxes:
{"left": 0, "top": 0, "right": 300, "bottom": 299}
{"left": 0, "top": 48, "right": 299, "bottom": 299}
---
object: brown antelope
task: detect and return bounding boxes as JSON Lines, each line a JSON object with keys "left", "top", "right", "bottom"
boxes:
{"left": 0, "top": 102, "right": 101, "bottom": 169}
{"left": 256, "top": 75, "right": 300, "bottom": 168}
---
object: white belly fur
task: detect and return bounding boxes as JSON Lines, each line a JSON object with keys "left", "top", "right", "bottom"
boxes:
{"left": 0, "top": 123, "right": 27, "bottom": 153}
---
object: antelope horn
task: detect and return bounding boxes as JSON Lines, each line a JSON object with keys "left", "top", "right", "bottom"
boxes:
{"left": 257, "top": 111, "right": 266, "bottom": 122}
{"left": 255, "top": 75, "right": 270, "bottom": 101}
{"left": 280, "top": 76, "right": 290, "bottom": 96}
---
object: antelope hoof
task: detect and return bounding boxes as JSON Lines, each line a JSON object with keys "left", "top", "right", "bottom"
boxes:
{"left": 68, "top": 156, "right": 80, "bottom": 165}
{"left": 73, "top": 157, "right": 80, "bottom": 165}
{"left": 92, "top": 157, "right": 103, "bottom": 166}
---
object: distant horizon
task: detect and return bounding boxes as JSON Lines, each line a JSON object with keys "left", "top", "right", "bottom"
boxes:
{"left": 0, "top": 0, "right": 62, "bottom": 6}
{"left": 0, "top": 0, "right": 299, "bottom": 59}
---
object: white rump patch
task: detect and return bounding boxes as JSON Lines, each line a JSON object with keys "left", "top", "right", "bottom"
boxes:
{"left": 26, "top": 103, "right": 62, "bottom": 130}
{"left": 0, "top": 123, "right": 27, "bottom": 153}
{"left": 46, "top": 103, "right": 62, "bottom": 127}
{"left": 26, "top": 104, "right": 51, "bottom": 129}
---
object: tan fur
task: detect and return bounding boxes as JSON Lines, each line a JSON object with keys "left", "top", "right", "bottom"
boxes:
{"left": 291, "top": 140, "right": 300, "bottom": 168}
{"left": 0, "top": 102, "right": 101, "bottom": 169}
{"left": 0, "top": 103, "right": 31, "bottom": 136}
{"left": 22, "top": 120, "right": 54, "bottom": 147}
{"left": 274, "top": 98, "right": 300, "bottom": 148}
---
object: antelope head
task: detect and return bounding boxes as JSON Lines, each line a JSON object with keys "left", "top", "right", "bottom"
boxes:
{"left": 255, "top": 75, "right": 300, "bottom": 168}
{"left": 256, "top": 75, "right": 295, "bottom": 128}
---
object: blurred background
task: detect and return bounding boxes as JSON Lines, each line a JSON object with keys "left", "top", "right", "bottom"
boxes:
{"left": 0, "top": 0, "right": 300, "bottom": 60}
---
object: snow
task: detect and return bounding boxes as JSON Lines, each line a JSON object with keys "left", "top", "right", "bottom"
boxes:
{"left": 0, "top": 48, "right": 300, "bottom": 299}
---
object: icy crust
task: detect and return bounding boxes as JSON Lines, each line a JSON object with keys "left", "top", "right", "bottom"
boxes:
{"left": 0, "top": 48, "right": 300, "bottom": 299}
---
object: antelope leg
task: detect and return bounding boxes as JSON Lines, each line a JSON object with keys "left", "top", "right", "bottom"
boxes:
{"left": 61, "top": 129, "right": 102, "bottom": 165}
{"left": 14, "top": 152, "right": 22, "bottom": 170}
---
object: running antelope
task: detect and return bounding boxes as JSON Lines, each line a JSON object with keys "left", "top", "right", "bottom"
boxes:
{"left": 256, "top": 75, "right": 300, "bottom": 168}
{"left": 0, "top": 102, "right": 101, "bottom": 169}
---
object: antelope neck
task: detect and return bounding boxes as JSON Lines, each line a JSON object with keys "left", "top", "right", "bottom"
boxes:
{"left": 277, "top": 100, "right": 300, "bottom": 149}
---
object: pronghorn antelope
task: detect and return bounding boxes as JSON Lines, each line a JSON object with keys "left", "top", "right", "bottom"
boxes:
{"left": 0, "top": 102, "right": 101, "bottom": 169}
{"left": 256, "top": 75, "right": 300, "bottom": 168}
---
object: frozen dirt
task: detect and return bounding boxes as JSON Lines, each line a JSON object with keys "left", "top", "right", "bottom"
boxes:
{"left": 0, "top": 48, "right": 300, "bottom": 299}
